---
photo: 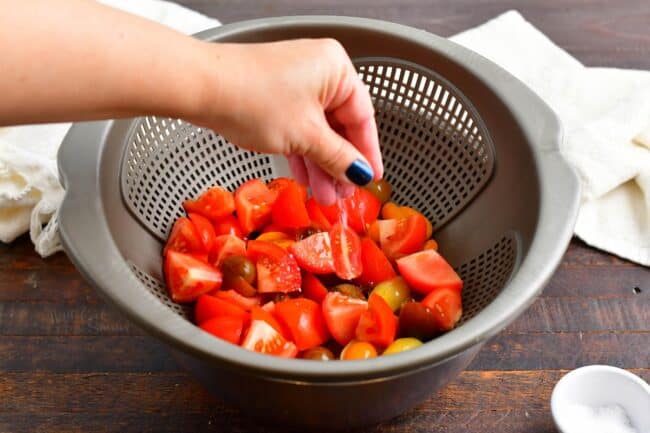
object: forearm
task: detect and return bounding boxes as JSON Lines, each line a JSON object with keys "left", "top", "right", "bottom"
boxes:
{"left": 0, "top": 0, "right": 215, "bottom": 125}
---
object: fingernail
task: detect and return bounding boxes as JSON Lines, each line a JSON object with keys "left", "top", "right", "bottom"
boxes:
{"left": 345, "top": 159, "right": 374, "bottom": 186}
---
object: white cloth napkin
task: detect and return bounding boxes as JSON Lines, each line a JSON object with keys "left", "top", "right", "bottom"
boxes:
{"left": 1, "top": 6, "right": 648, "bottom": 266}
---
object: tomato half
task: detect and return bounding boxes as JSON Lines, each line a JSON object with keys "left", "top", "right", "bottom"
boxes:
{"left": 211, "top": 234, "right": 246, "bottom": 267}
{"left": 379, "top": 214, "right": 428, "bottom": 258}
{"left": 318, "top": 188, "right": 381, "bottom": 234}
{"left": 234, "top": 179, "right": 276, "bottom": 234}
{"left": 305, "top": 197, "right": 332, "bottom": 231}
{"left": 247, "top": 240, "right": 301, "bottom": 293}
{"left": 321, "top": 292, "right": 368, "bottom": 346}
{"left": 213, "top": 289, "right": 261, "bottom": 311}
{"left": 330, "top": 223, "right": 362, "bottom": 280}
{"left": 396, "top": 249, "right": 463, "bottom": 295}
{"left": 274, "top": 298, "right": 330, "bottom": 351}
{"left": 212, "top": 214, "right": 244, "bottom": 238}
{"left": 302, "top": 272, "right": 329, "bottom": 303}
{"left": 421, "top": 288, "right": 463, "bottom": 331}
{"left": 289, "top": 232, "right": 335, "bottom": 274}
{"left": 164, "top": 250, "right": 222, "bottom": 303}
{"left": 194, "top": 294, "right": 249, "bottom": 324}
{"left": 200, "top": 315, "right": 246, "bottom": 345}
{"left": 188, "top": 212, "right": 217, "bottom": 253}
{"left": 355, "top": 293, "right": 397, "bottom": 348}
{"left": 271, "top": 181, "right": 310, "bottom": 229}
{"left": 267, "top": 177, "right": 308, "bottom": 202}
{"left": 164, "top": 217, "right": 204, "bottom": 256}
{"left": 183, "top": 185, "right": 235, "bottom": 222}
{"left": 241, "top": 319, "right": 298, "bottom": 358}
{"left": 357, "top": 237, "right": 396, "bottom": 286}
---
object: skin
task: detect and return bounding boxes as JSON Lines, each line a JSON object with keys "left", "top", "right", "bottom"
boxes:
{"left": 0, "top": 0, "right": 383, "bottom": 204}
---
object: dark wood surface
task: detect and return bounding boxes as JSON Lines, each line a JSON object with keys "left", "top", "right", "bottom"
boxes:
{"left": 2, "top": 1, "right": 650, "bottom": 432}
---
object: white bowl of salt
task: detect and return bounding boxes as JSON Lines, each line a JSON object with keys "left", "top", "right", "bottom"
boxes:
{"left": 551, "top": 365, "right": 650, "bottom": 433}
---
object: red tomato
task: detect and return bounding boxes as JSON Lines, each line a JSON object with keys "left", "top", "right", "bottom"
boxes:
{"left": 250, "top": 306, "right": 290, "bottom": 338}
{"left": 396, "top": 249, "right": 463, "bottom": 295}
{"left": 234, "top": 179, "right": 276, "bottom": 234}
{"left": 274, "top": 298, "right": 330, "bottom": 351}
{"left": 267, "top": 177, "right": 308, "bottom": 202}
{"left": 302, "top": 272, "right": 329, "bottom": 303}
{"left": 357, "top": 237, "right": 396, "bottom": 286}
{"left": 188, "top": 212, "right": 217, "bottom": 253}
{"left": 194, "top": 294, "right": 250, "bottom": 325}
{"left": 379, "top": 214, "right": 428, "bottom": 258}
{"left": 421, "top": 288, "right": 463, "bottom": 331}
{"left": 318, "top": 188, "right": 381, "bottom": 234}
{"left": 355, "top": 293, "right": 397, "bottom": 348}
{"left": 200, "top": 315, "right": 246, "bottom": 345}
{"left": 330, "top": 223, "right": 363, "bottom": 280}
{"left": 164, "top": 250, "right": 222, "bottom": 303}
{"left": 210, "top": 234, "right": 246, "bottom": 267}
{"left": 213, "top": 289, "right": 261, "bottom": 311}
{"left": 212, "top": 215, "right": 244, "bottom": 238}
{"left": 305, "top": 198, "right": 332, "bottom": 231}
{"left": 183, "top": 185, "right": 235, "bottom": 222}
{"left": 188, "top": 252, "right": 209, "bottom": 263}
{"left": 247, "top": 240, "right": 301, "bottom": 293}
{"left": 241, "top": 318, "right": 298, "bottom": 357}
{"left": 321, "top": 292, "right": 368, "bottom": 346}
{"left": 164, "top": 217, "right": 204, "bottom": 256}
{"left": 289, "top": 232, "right": 334, "bottom": 274}
{"left": 318, "top": 200, "right": 342, "bottom": 226}
{"left": 271, "top": 181, "right": 310, "bottom": 229}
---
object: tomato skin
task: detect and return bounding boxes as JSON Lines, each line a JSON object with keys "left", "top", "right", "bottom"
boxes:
{"left": 380, "top": 215, "right": 428, "bottom": 259}
{"left": 321, "top": 292, "right": 368, "bottom": 346}
{"left": 213, "top": 289, "right": 261, "bottom": 311}
{"left": 421, "top": 288, "right": 463, "bottom": 331}
{"left": 330, "top": 223, "right": 363, "bottom": 280}
{"left": 271, "top": 181, "right": 311, "bottom": 229}
{"left": 212, "top": 215, "right": 244, "bottom": 238}
{"left": 241, "top": 318, "right": 298, "bottom": 358}
{"left": 302, "top": 272, "right": 329, "bottom": 303}
{"left": 289, "top": 232, "right": 335, "bottom": 274}
{"left": 183, "top": 185, "right": 235, "bottom": 222}
{"left": 210, "top": 234, "right": 246, "bottom": 267}
{"left": 194, "top": 294, "right": 250, "bottom": 325}
{"left": 340, "top": 340, "right": 378, "bottom": 360}
{"left": 396, "top": 249, "right": 463, "bottom": 295}
{"left": 247, "top": 240, "right": 302, "bottom": 294}
{"left": 274, "top": 298, "right": 330, "bottom": 351}
{"left": 305, "top": 197, "right": 332, "bottom": 231}
{"left": 267, "top": 177, "right": 308, "bottom": 202}
{"left": 164, "top": 250, "right": 222, "bottom": 303}
{"left": 357, "top": 237, "right": 396, "bottom": 286}
{"left": 188, "top": 212, "right": 217, "bottom": 253}
{"left": 355, "top": 293, "right": 397, "bottom": 348}
{"left": 318, "top": 188, "right": 381, "bottom": 234}
{"left": 200, "top": 315, "right": 246, "bottom": 345}
{"left": 235, "top": 179, "right": 277, "bottom": 235}
{"left": 164, "top": 217, "right": 204, "bottom": 256}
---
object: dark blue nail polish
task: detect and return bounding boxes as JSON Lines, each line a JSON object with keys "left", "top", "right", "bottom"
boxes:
{"left": 345, "top": 159, "right": 374, "bottom": 186}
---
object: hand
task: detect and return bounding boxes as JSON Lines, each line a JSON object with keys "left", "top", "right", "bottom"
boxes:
{"left": 192, "top": 39, "right": 383, "bottom": 204}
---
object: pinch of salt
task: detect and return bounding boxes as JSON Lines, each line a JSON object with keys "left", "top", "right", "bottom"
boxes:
{"left": 561, "top": 403, "right": 638, "bottom": 433}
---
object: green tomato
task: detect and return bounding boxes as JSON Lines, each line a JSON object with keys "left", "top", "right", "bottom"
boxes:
{"left": 383, "top": 338, "right": 423, "bottom": 355}
{"left": 371, "top": 277, "right": 411, "bottom": 312}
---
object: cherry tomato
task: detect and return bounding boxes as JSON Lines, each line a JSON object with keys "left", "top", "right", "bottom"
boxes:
{"left": 274, "top": 298, "right": 330, "bottom": 351}
{"left": 398, "top": 302, "right": 439, "bottom": 341}
{"left": 365, "top": 179, "right": 392, "bottom": 204}
{"left": 421, "top": 288, "right": 463, "bottom": 331}
{"left": 210, "top": 234, "right": 246, "bottom": 267}
{"left": 302, "top": 272, "right": 329, "bottom": 303}
{"left": 301, "top": 346, "right": 335, "bottom": 361}
{"left": 234, "top": 179, "right": 276, "bottom": 234}
{"left": 396, "top": 249, "right": 463, "bottom": 295}
{"left": 221, "top": 255, "right": 256, "bottom": 284}
{"left": 289, "top": 232, "right": 335, "bottom": 274}
{"left": 383, "top": 337, "right": 422, "bottom": 355}
{"left": 330, "top": 223, "right": 362, "bottom": 280}
{"left": 379, "top": 215, "right": 428, "bottom": 259}
{"left": 334, "top": 284, "right": 366, "bottom": 300}
{"left": 183, "top": 185, "right": 235, "bottom": 222}
{"left": 423, "top": 239, "right": 438, "bottom": 251}
{"left": 194, "top": 294, "right": 249, "bottom": 325}
{"left": 247, "top": 240, "right": 301, "bottom": 293}
{"left": 212, "top": 214, "right": 244, "bottom": 238}
{"left": 371, "top": 277, "right": 410, "bottom": 312}
{"left": 305, "top": 197, "right": 332, "bottom": 231}
{"left": 188, "top": 212, "right": 217, "bottom": 253}
{"left": 321, "top": 292, "right": 368, "bottom": 346}
{"left": 271, "top": 181, "right": 310, "bottom": 229}
{"left": 200, "top": 315, "right": 246, "bottom": 345}
{"left": 355, "top": 293, "right": 397, "bottom": 348}
{"left": 164, "top": 250, "right": 222, "bottom": 303}
{"left": 164, "top": 217, "right": 204, "bottom": 256}
{"left": 357, "top": 237, "right": 396, "bottom": 286}
{"left": 340, "top": 340, "right": 377, "bottom": 360}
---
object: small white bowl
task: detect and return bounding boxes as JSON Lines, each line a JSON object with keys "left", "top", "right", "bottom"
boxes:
{"left": 551, "top": 365, "right": 650, "bottom": 433}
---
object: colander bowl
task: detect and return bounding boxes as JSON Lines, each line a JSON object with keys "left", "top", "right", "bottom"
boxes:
{"left": 57, "top": 16, "right": 580, "bottom": 429}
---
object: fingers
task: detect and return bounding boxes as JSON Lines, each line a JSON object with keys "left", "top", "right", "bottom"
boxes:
{"left": 286, "top": 154, "right": 309, "bottom": 186}
{"left": 304, "top": 158, "right": 337, "bottom": 205}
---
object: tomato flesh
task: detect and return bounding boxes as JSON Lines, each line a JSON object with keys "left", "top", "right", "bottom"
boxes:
{"left": 164, "top": 217, "right": 204, "bottom": 256}
{"left": 241, "top": 319, "right": 298, "bottom": 358}
{"left": 235, "top": 179, "right": 276, "bottom": 234}
{"left": 305, "top": 197, "right": 332, "bottom": 231}
{"left": 267, "top": 177, "right": 308, "bottom": 202}
{"left": 289, "top": 232, "right": 335, "bottom": 274}
{"left": 212, "top": 214, "right": 244, "bottom": 238}
{"left": 211, "top": 234, "right": 246, "bottom": 267}
{"left": 319, "top": 188, "right": 381, "bottom": 234}
{"left": 330, "top": 223, "right": 363, "bottom": 280}
{"left": 213, "top": 290, "right": 261, "bottom": 311}
{"left": 355, "top": 293, "right": 397, "bottom": 348}
{"left": 321, "top": 292, "right": 368, "bottom": 346}
{"left": 188, "top": 212, "right": 217, "bottom": 253}
{"left": 248, "top": 240, "right": 301, "bottom": 293}
{"left": 357, "top": 237, "right": 396, "bottom": 286}
{"left": 380, "top": 214, "right": 428, "bottom": 258}
{"left": 274, "top": 298, "right": 330, "bottom": 351}
{"left": 194, "top": 294, "right": 249, "bottom": 324}
{"left": 183, "top": 185, "right": 235, "bottom": 222}
{"left": 164, "top": 250, "right": 222, "bottom": 303}
{"left": 421, "top": 288, "right": 463, "bottom": 331}
{"left": 302, "top": 272, "right": 329, "bottom": 303}
{"left": 200, "top": 315, "right": 246, "bottom": 345}
{"left": 271, "top": 181, "right": 310, "bottom": 229}
{"left": 396, "top": 249, "right": 463, "bottom": 295}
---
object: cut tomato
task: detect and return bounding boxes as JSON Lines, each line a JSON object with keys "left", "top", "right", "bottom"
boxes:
{"left": 289, "top": 232, "right": 334, "bottom": 274}
{"left": 345, "top": 187, "right": 381, "bottom": 234}
{"left": 357, "top": 237, "right": 396, "bottom": 286}
{"left": 211, "top": 234, "right": 246, "bottom": 267}
{"left": 305, "top": 197, "right": 332, "bottom": 231}
{"left": 234, "top": 179, "right": 276, "bottom": 234}
{"left": 164, "top": 217, "right": 204, "bottom": 256}
{"left": 256, "top": 231, "right": 295, "bottom": 251}
{"left": 164, "top": 250, "right": 222, "bottom": 303}
{"left": 241, "top": 319, "right": 298, "bottom": 358}
{"left": 212, "top": 214, "right": 244, "bottom": 238}
{"left": 213, "top": 289, "right": 261, "bottom": 311}
{"left": 321, "top": 292, "right": 368, "bottom": 346}
{"left": 330, "top": 223, "right": 362, "bottom": 280}
{"left": 421, "top": 287, "right": 463, "bottom": 331}
{"left": 247, "top": 240, "right": 301, "bottom": 293}
{"left": 271, "top": 181, "right": 310, "bottom": 229}
{"left": 355, "top": 293, "right": 397, "bottom": 348}
{"left": 250, "top": 306, "right": 290, "bottom": 338}
{"left": 274, "top": 298, "right": 330, "bottom": 351}
{"left": 396, "top": 249, "right": 463, "bottom": 295}
{"left": 188, "top": 252, "right": 209, "bottom": 263}
{"left": 302, "top": 272, "right": 329, "bottom": 303}
{"left": 267, "top": 177, "right": 308, "bottom": 202}
{"left": 183, "top": 185, "right": 235, "bottom": 222}
{"left": 188, "top": 212, "right": 217, "bottom": 253}
{"left": 200, "top": 315, "right": 246, "bottom": 345}
{"left": 194, "top": 294, "right": 249, "bottom": 325}
{"left": 379, "top": 214, "right": 428, "bottom": 258}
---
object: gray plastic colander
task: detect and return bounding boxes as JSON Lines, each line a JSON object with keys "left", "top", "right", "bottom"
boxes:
{"left": 58, "top": 16, "right": 580, "bottom": 429}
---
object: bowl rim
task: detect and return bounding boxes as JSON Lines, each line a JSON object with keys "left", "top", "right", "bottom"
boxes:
{"left": 58, "top": 15, "right": 580, "bottom": 381}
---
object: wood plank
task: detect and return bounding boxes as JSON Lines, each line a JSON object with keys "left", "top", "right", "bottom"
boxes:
{"left": 541, "top": 265, "right": 648, "bottom": 298}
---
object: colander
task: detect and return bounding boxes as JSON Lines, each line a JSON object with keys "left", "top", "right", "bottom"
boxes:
{"left": 58, "top": 16, "right": 580, "bottom": 429}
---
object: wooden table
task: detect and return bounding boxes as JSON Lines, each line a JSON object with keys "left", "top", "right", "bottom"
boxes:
{"left": 1, "top": 1, "right": 649, "bottom": 432}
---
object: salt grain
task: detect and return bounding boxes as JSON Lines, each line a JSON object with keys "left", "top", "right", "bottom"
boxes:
{"left": 561, "top": 403, "right": 638, "bottom": 433}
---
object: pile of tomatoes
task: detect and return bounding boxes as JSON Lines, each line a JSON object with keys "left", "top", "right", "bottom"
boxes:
{"left": 163, "top": 176, "right": 463, "bottom": 360}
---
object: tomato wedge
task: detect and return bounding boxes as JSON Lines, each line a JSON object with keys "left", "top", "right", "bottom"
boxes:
{"left": 271, "top": 181, "right": 310, "bottom": 229}
{"left": 274, "top": 298, "right": 330, "bottom": 351}
{"left": 267, "top": 177, "right": 308, "bottom": 202}
{"left": 188, "top": 212, "right": 217, "bottom": 253}
{"left": 164, "top": 217, "right": 204, "bottom": 256}
{"left": 421, "top": 288, "right": 463, "bottom": 331}
{"left": 379, "top": 214, "right": 428, "bottom": 258}
{"left": 212, "top": 214, "right": 244, "bottom": 238}
{"left": 302, "top": 272, "right": 329, "bottom": 303}
{"left": 355, "top": 293, "right": 397, "bottom": 348}
{"left": 357, "top": 237, "right": 396, "bottom": 286}
{"left": 183, "top": 185, "right": 235, "bottom": 221}
{"left": 194, "top": 294, "right": 249, "bottom": 325}
{"left": 210, "top": 234, "right": 246, "bottom": 267}
{"left": 289, "top": 232, "right": 335, "bottom": 274}
{"left": 200, "top": 315, "right": 246, "bottom": 345}
{"left": 241, "top": 318, "right": 298, "bottom": 358}
{"left": 234, "top": 179, "right": 276, "bottom": 234}
{"left": 396, "top": 249, "right": 463, "bottom": 295}
{"left": 330, "top": 223, "right": 362, "bottom": 280}
{"left": 213, "top": 289, "right": 261, "bottom": 311}
{"left": 164, "top": 250, "right": 222, "bottom": 303}
{"left": 321, "top": 292, "right": 368, "bottom": 346}
{"left": 318, "top": 188, "right": 380, "bottom": 234}
{"left": 247, "top": 240, "right": 301, "bottom": 293}
{"left": 305, "top": 197, "right": 332, "bottom": 231}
